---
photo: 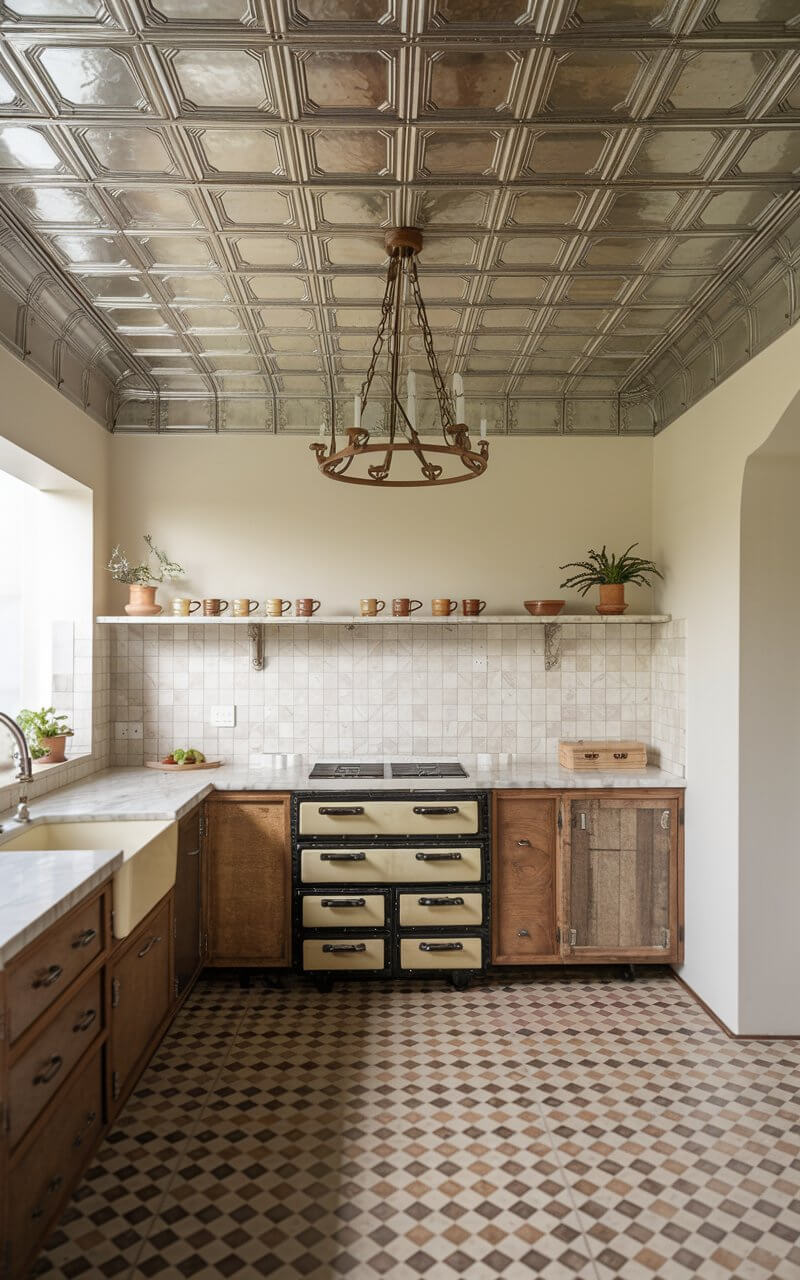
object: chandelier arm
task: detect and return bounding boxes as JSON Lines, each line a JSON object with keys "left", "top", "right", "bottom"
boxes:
{"left": 390, "top": 384, "right": 438, "bottom": 480}
{"left": 408, "top": 255, "right": 456, "bottom": 439}
{"left": 359, "top": 254, "right": 398, "bottom": 419}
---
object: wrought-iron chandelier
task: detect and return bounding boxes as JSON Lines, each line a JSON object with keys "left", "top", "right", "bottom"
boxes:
{"left": 311, "top": 228, "right": 489, "bottom": 487}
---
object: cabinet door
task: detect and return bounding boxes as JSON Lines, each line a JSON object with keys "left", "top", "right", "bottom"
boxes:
{"left": 174, "top": 805, "right": 203, "bottom": 998}
{"left": 206, "top": 794, "right": 291, "bottom": 967}
{"left": 110, "top": 895, "right": 172, "bottom": 1105}
{"left": 492, "top": 794, "right": 560, "bottom": 964}
{"left": 564, "top": 796, "right": 679, "bottom": 960}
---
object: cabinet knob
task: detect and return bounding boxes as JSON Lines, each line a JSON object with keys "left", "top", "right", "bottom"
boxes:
{"left": 517, "top": 838, "right": 531, "bottom": 847}
{"left": 517, "top": 929, "right": 530, "bottom": 937}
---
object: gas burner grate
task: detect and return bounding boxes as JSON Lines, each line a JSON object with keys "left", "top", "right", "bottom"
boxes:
{"left": 309, "top": 763, "right": 386, "bottom": 779}
{"left": 390, "top": 762, "right": 468, "bottom": 778}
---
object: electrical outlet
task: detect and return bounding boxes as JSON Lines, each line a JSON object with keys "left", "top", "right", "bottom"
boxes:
{"left": 472, "top": 657, "right": 488, "bottom": 671}
{"left": 114, "top": 722, "right": 127, "bottom": 740}
{"left": 128, "top": 722, "right": 143, "bottom": 739}
{"left": 115, "top": 721, "right": 143, "bottom": 740}
{"left": 210, "top": 705, "right": 236, "bottom": 728}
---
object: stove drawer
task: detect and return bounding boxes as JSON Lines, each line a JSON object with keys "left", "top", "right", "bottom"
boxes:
{"left": 397, "top": 892, "right": 485, "bottom": 928}
{"left": 301, "top": 893, "right": 387, "bottom": 928}
{"left": 399, "top": 935, "right": 484, "bottom": 972}
{"left": 300, "top": 846, "right": 483, "bottom": 884}
{"left": 298, "top": 799, "right": 479, "bottom": 837}
{"left": 302, "top": 936, "right": 386, "bottom": 972}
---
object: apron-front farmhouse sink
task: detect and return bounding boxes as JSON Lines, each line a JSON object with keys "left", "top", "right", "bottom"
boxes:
{"left": 0, "top": 819, "right": 177, "bottom": 939}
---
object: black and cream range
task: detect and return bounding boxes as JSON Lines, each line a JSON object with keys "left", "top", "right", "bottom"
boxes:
{"left": 291, "top": 791, "right": 490, "bottom": 988}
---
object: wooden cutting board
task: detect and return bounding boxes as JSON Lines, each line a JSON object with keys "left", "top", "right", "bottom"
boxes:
{"left": 145, "top": 760, "right": 222, "bottom": 772}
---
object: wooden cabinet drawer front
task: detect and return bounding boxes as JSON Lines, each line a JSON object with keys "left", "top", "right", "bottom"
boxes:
{"left": 8, "top": 896, "right": 103, "bottom": 1043}
{"left": 393, "top": 847, "right": 483, "bottom": 883}
{"left": 9, "top": 970, "right": 103, "bottom": 1149}
{"left": 302, "top": 936, "right": 386, "bottom": 972}
{"left": 298, "top": 800, "right": 479, "bottom": 837}
{"left": 301, "top": 893, "right": 386, "bottom": 928}
{"left": 301, "top": 846, "right": 483, "bottom": 884}
{"left": 10, "top": 1050, "right": 103, "bottom": 1274}
{"left": 399, "top": 936, "right": 484, "bottom": 971}
{"left": 398, "top": 892, "right": 484, "bottom": 927}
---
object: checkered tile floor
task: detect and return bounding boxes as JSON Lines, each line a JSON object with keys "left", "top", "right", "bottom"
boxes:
{"left": 32, "top": 971, "right": 800, "bottom": 1279}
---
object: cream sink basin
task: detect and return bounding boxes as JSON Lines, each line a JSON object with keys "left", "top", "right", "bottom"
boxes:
{"left": 0, "top": 819, "right": 177, "bottom": 939}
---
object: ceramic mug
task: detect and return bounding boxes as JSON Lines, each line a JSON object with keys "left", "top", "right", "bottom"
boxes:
{"left": 295, "top": 598, "right": 321, "bottom": 616}
{"left": 462, "top": 598, "right": 486, "bottom": 616}
{"left": 203, "top": 598, "right": 229, "bottom": 616}
{"left": 266, "top": 598, "right": 291, "bottom": 617}
{"left": 170, "top": 597, "right": 201, "bottom": 617}
{"left": 232, "top": 598, "right": 259, "bottom": 617}
{"left": 432, "top": 598, "right": 458, "bottom": 616}
{"left": 360, "top": 598, "right": 385, "bottom": 617}
{"left": 392, "top": 598, "right": 423, "bottom": 617}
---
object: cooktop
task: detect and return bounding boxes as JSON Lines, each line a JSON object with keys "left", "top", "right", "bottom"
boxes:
{"left": 308, "top": 762, "right": 468, "bottom": 780}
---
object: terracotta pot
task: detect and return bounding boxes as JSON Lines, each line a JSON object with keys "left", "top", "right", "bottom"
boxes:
{"left": 125, "top": 584, "right": 161, "bottom": 617}
{"left": 596, "top": 583, "right": 627, "bottom": 615}
{"left": 37, "top": 734, "right": 69, "bottom": 765}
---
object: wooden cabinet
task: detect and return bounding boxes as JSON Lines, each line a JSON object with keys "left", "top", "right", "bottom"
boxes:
{"left": 492, "top": 789, "right": 683, "bottom": 967}
{"left": 174, "top": 804, "right": 205, "bottom": 999}
{"left": 109, "top": 895, "right": 172, "bottom": 1111}
{"left": 206, "top": 793, "right": 291, "bottom": 968}
{"left": 492, "top": 794, "right": 560, "bottom": 964}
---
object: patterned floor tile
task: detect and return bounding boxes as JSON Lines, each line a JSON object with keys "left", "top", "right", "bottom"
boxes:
{"left": 32, "top": 970, "right": 800, "bottom": 1279}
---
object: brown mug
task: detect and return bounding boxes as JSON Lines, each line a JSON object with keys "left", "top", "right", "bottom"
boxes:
{"left": 360, "top": 598, "right": 385, "bottom": 617}
{"left": 462, "top": 598, "right": 486, "bottom": 616}
{"left": 295, "top": 598, "right": 321, "bottom": 616}
{"left": 392, "top": 598, "right": 423, "bottom": 617}
{"left": 203, "top": 598, "right": 229, "bottom": 616}
{"left": 432, "top": 598, "right": 458, "bottom": 616}
{"left": 266, "top": 598, "right": 291, "bottom": 617}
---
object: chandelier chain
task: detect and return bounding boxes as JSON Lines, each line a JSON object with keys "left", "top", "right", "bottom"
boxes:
{"left": 359, "top": 254, "right": 398, "bottom": 419}
{"left": 408, "top": 255, "right": 456, "bottom": 436}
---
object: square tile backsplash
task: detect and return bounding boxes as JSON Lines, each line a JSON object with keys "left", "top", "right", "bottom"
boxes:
{"left": 109, "top": 621, "right": 686, "bottom": 774}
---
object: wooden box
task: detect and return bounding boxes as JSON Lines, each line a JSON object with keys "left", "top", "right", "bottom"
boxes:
{"left": 558, "top": 740, "right": 648, "bottom": 771}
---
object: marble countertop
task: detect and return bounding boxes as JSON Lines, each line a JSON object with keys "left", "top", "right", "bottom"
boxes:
{"left": 0, "top": 758, "right": 685, "bottom": 966}
{"left": 0, "top": 848, "right": 122, "bottom": 967}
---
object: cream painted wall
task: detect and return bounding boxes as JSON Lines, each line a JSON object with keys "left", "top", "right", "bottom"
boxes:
{"left": 108, "top": 435, "right": 655, "bottom": 616}
{"left": 653, "top": 319, "right": 800, "bottom": 1034}
{"left": 0, "top": 345, "right": 110, "bottom": 614}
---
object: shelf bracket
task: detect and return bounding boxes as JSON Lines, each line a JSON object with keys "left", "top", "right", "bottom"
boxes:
{"left": 544, "top": 623, "right": 561, "bottom": 671}
{"left": 248, "top": 623, "right": 265, "bottom": 671}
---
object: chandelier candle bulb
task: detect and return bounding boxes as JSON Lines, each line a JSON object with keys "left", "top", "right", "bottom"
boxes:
{"left": 480, "top": 417, "right": 487, "bottom": 440}
{"left": 453, "top": 372, "right": 465, "bottom": 423}
{"left": 353, "top": 395, "right": 361, "bottom": 432}
{"left": 407, "top": 370, "right": 416, "bottom": 428}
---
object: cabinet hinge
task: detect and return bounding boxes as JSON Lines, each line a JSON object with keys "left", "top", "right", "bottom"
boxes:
{"left": 661, "top": 928, "right": 671, "bottom": 948}
{"left": 569, "top": 928, "right": 577, "bottom": 946}
{"left": 110, "top": 909, "right": 115, "bottom": 935}
{"left": 555, "top": 925, "right": 561, "bottom": 945}
{"left": 173, "top": 916, "right": 177, "bottom": 940}
{"left": 111, "top": 977, "right": 120, "bottom": 1008}
{"left": 199, "top": 813, "right": 207, "bottom": 839}
{"left": 112, "top": 1071, "right": 121, "bottom": 1102}
{"left": 679, "top": 807, "right": 685, "bottom": 826}
{"left": 174, "top": 977, "right": 179, "bottom": 998}
{"left": 203, "top": 931, "right": 209, "bottom": 956}
{"left": 678, "top": 924, "right": 685, "bottom": 943}
{"left": 557, "top": 808, "right": 563, "bottom": 832}
{"left": 660, "top": 809, "right": 670, "bottom": 829}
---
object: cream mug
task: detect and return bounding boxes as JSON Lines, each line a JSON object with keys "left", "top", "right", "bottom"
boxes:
{"left": 432, "top": 597, "right": 458, "bottom": 616}
{"left": 232, "top": 598, "right": 259, "bottom": 617}
{"left": 266, "top": 598, "right": 291, "bottom": 617}
{"left": 170, "top": 597, "right": 201, "bottom": 616}
{"left": 360, "top": 597, "right": 385, "bottom": 617}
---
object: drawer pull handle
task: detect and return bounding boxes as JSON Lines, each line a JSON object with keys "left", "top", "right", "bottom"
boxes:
{"left": 73, "top": 1008, "right": 97, "bottom": 1033}
{"left": 72, "top": 927, "right": 97, "bottom": 949}
{"left": 415, "top": 851, "right": 462, "bottom": 862}
{"left": 185, "top": 847, "right": 200, "bottom": 857}
{"left": 517, "top": 929, "right": 530, "bottom": 938}
{"left": 412, "top": 806, "right": 459, "bottom": 815}
{"left": 321, "top": 943, "right": 367, "bottom": 954}
{"left": 419, "top": 942, "right": 464, "bottom": 952}
{"left": 137, "top": 935, "right": 161, "bottom": 959}
{"left": 33, "top": 1054, "right": 63, "bottom": 1085}
{"left": 318, "top": 806, "right": 365, "bottom": 816}
{"left": 417, "top": 897, "right": 465, "bottom": 907}
{"left": 33, "top": 963, "right": 63, "bottom": 989}
{"left": 320, "top": 852, "right": 366, "bottom": 862}
{"left": 320, "top": 898, "right": 367, "bottom": 908}
{"left": 583, "top": 752, "right": 599, "bottom": 760}
{"left": 517, "top": 839, "right": 531, "bottom": 847}
{"left": 613, "top": 752, "right": 628, "bottom": 760}
{"left": 72, "top": 1110, "right": 97, "bottom": 1148}
{"left": 31, "top": 1175, "right": 63, "bottom": 1219}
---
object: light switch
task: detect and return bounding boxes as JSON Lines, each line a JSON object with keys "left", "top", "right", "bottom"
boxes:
{"left": 210, "top": 705, "right": 236, "bottom": 727}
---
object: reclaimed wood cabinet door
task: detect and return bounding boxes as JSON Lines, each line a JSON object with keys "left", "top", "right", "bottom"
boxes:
{"left": 492, "top": 793, "right": 560, "bottom": 964}
{"left": 110, "top": 895, "right": 172, "bottom": 1108}
{"left": 174, "top": 804, "right": 204, "bottom": 998}
{"left": 206, "top": 794, "right": 291, "bottom": 967}
{"left": 563, "top": 795, "right": 682, "bottom": 962}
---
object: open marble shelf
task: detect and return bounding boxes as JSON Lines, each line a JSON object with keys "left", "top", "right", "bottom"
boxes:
{"left": 97, "top": 614, "right": 670, "bottom": 626}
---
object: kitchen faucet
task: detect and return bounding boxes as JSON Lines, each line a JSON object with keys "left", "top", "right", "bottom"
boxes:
{"left": 0, "top": 710, "right": 33, "bottom": 824}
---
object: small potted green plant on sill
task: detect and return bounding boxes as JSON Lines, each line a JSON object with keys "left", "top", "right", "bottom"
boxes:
{"left": 107, "top": 534, "right": 185, "bottom": 616}
{"left": 17, "top": 706, "right": 74, "bottom": 765}
{"left": 559, "top": 543, "right": 663, "bottom": 615}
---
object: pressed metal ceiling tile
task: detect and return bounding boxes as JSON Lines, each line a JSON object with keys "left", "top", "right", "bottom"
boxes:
{"left": 10, "top": 185, "right": 101, "bottom": 224}
{"left": 603, "top": 190, "right": 681, "bottom": 228}
{"left": 423, "top": 50, "right": 524, "bottom": 114}
{"left": 546, "top": 51, "right": 643, "bottom": 115}
{"left": 112, "top": 189, "right": 201, "bottom": 228}
{"left": 135, "top": 234, "right": 219, "bottom": 268}
{"left": 569, "top": 0, "right": 671, "bottom": 24}
{"left": 315, "top": 190, "right": 392, "bottom": 226}
{"left": 192, "top": 127, "right": 284, "bottom": 176}
{"left": 139, "top": 0, "right": 258, "bottom": 22}
{"left": 169, "top": 49, "right": 275, "bottom": 111}
{"left": 425, "top": 0, "right": 533, "bottom": 26}
{"left": 416, "top": 189, "right": 493, "bottom": 227}
{"left": 508, "top": 191, "right": 582, "bottom": 227}
{"left": 297, "top": 49, "right": 396, "bottom": 114}
{"left": 245, "top": 273, "right": 310, "bottom": 301}
{"left": 1, "top": 1, "right": 111, "bottom": 17}
{"left": 216, "top": 189, "right": 295, "bottom": 227}
{"left": 711, "top": 0, "right": 799, "bottom": 23}
{"left": 522, "top": 130, "right": 610, "bottom": 175}
{"left": 667, "top": 51, "right": 771, "bottom": 113}
{"left": 487, "top": 275, "right": 547, "bottom": 299}
{"left": 417, "top": 129, "right": 505, "bottom": 176}
{"left": 736, "top": 130, "right": 800, "bottom": 173}
{"left": 286, "top": 0, "right": 397, "bottom": 26}
{"left": 160, "top": 274, "right": 231, "bottom": 302}
{"left": 631, "top": 129, "right": 720, "bottom": 175}
{"left": 77, "top": 126, "right": 178, "bottom": 175}
{"left": 0, "top": 123, "right": 62, "bottom": 169}
{"left": 35, "top": 46, "right": 148, "bottom": 111}
{"left": 306, "top": 127, "right": 394, "bottom": 175}
{"left": 494, "top": 234, "right": 564, "bottom": 266}
{"left": 231, "top": 234, "right": 304, "bottom": 267}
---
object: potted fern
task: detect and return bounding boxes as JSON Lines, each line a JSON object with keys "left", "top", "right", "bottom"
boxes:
{"left": 107, "top": 534, "right": 184, "bottom": 616}
{"left": 18, "top": 707, "right": 74, "bottom": 764}
{"left": 559, "top": 543, "right": 663, "bottom": 615}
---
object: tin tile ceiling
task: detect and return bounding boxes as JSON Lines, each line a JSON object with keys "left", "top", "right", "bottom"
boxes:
{"left": 0, "top": 1, "right": 798, "bottom": 436}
